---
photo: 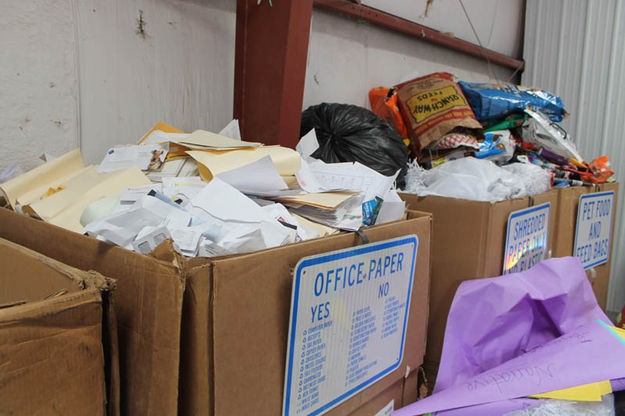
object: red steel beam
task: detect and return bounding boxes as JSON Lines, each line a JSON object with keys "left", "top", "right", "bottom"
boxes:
{"left": 313, "top": 0, "right": 525, "bottom": 72}
{"left": 234, "top": 0, "right": 314, "bottom": 148}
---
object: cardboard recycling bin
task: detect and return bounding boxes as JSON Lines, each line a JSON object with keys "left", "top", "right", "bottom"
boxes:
{"left": 0, "top": 237, "right": 118, "bottom": 416}
{"left": 552, "top": 182, "right": 619, "bottom": 309}
{"left": 399, "top": 190, "right": 559, "bottom": 388}
{"left": 0, "top": 207, "right": 431, "bottom": 416}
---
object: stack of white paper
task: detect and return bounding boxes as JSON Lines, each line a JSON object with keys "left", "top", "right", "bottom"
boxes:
{"left": 83, "top": 178, "right": 298, "bottom": 258}
{"left": 285, "top": 192, "right": 365, "bottom": 232}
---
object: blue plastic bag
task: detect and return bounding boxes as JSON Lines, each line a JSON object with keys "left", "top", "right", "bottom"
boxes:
{"left": 474, "top": 130, "right": 515, "bottom": 164}
{"left": 459, "top": 81, "right": 566, "bottom": 122}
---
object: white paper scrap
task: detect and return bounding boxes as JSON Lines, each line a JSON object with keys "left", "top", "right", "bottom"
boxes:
{"left": 217, "top": 156, "right": 288, "bottom": 194}
{"left": 141, "top": 130, "right": 190, "bottom": 145}
{"left": 296, "top": 129, "right": 319, "bottom": 160}
{"left": 218, "top": 119, "right": 241, "bottom": 140}
{"left": 375, "top": 190, "right": 405, "bottom": 225}
{"left": 120, "top": 184, "right": 163, "bottom": 203}
{"left": 190, "top": 177, "right": 270, "bottom": 223}
{"left": 98, "top": 144, "right": 168, "bottom": 173}
{"left": 169, "top": 227, "right": 202, "bottom": 256}
{"left": 133, "top": 226, "right": 171, "bottom": 254}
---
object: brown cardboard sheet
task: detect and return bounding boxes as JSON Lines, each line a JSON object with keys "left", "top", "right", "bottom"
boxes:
{"left": 0, "top": 209, "right": 184, "bottom": 416}
{"left": 207, "top": 212, "right": 431, "bottom": 416}
{"left": 0, "top": 237, "right": 118, "bottom": 415}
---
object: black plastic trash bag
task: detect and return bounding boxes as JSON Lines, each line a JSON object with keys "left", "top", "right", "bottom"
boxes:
{"left": 300, "top": 103, "right": 408, "bottom": 186}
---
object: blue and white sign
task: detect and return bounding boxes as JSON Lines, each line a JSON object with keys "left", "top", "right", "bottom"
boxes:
{"left": 503, "top": 203, "right": 551, "bottom": 275}
{"left": 574, "top": 191, "right": 615, "bottom": 269}
{"left": 282, "top": 236, "right": 418, "bottom": 416}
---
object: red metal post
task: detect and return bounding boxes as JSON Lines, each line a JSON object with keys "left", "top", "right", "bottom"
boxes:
{"left": 234, "top": 0, "right": 314, "bottom": 148}
{"left": 313, "top": 0, "right": 524, "bottom": 72}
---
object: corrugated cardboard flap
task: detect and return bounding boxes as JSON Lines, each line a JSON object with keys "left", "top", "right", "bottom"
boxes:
{"left": 0, "top": 208, "right": 184, "bottom": 416}
{"left": 0, "top": 288, "right": 106, "bottom": 415}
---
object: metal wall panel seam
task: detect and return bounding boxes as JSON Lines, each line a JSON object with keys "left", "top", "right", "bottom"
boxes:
{"left": 524, "top": 0, "right": 625, "bottom": 311}
{"left": 600, "top": 0, "right": 621, "bottom": 156}
{"left": 555, "top": 0, "right": 567, "bottom": 95}
{"left": 574, "top": 0, "right": 593, "bottom": 144}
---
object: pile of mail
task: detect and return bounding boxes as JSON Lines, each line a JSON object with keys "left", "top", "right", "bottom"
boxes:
{"left": 0, "top": 121, "right": 405, "bottom": 258}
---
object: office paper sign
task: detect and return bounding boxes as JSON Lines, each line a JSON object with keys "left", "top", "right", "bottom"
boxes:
{"left": 574, "top": 191, "right": 615, "bottom": 269}
{"left": 283, "top": 236, "right": 418, "bottom": 416}
{"left": 503, "top": 203, "right": 551, "bottom": 275}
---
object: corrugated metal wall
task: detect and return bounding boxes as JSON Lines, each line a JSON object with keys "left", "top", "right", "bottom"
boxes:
{"left": 523, "top": 0, "right": 625, "bottom": 312}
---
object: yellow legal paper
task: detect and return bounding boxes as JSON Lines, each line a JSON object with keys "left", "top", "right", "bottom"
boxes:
{"left": 0, "top": 149, "right": 85, "bottom": 209}
{"left": 530, "top": 380, "right": 612, "bottom": 402}
{"left": 277, "top": 191, "right": 359, "bottom": 210}
{"left": 16, "top": 165, "right": 93, "bottom": 207}
{"left": 45, "top": 167, "right": 151, "bottom": 234}
{"left": 137, "top": 121, "right": 183, "bottom": 144}
{"left": 137, "top": 121, "right": 189, "bottom": 160}
{"left": 291, "top": 213, "right": 339, "bottom": 237}
{"left": 612, "top": 324, "right": 625, "bottom": 340}
{"left": 187, "top": 145, "right": 302, "bottom": 180}
{"left": 176, "top": 129, "right": 261, "bottom": 150}
{"left": 282, "top": 175, "right": 299, "bottom": 189}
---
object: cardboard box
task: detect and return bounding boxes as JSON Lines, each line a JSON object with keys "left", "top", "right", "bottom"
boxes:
{"left": 333, "top": 370, "right": 419, "bottom": 415}
{"left": 0, "top": 207, "right": 431, "bottom": 415}
{"left": 552, "top": 183, "right": 619, "bottom": 309}
{"left": 0, "top": 237, "right": 118, "bottom": 416}
{"left": 399, "top": 190, "right": 559, "bottom": 388}
{"left": 344, "top": 378, "right": 403, "bottom": 416}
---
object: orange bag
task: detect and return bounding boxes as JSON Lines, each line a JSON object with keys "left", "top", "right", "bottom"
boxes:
{"left": 369, "top": 87, "right": 411, "bottom": 149}
{"left": 589, "top": 156, "right": 615, "bottom": 184}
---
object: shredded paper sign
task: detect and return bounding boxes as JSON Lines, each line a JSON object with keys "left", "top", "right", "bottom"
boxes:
{"left": 503, "top": 203, "right": 551, "bottom": 275}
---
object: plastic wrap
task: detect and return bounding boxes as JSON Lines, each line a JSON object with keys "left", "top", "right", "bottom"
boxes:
{"left": 522, "top": 109, "right": 584, "bottom": 161}
{"left": 474, "top": 130, "right": 516, "bottom": 164}
{"left": 504, "top": 395, "right": 615, "bottom": 416}
{"left": 402, "top": 157, "right": 551, "bottom": 202}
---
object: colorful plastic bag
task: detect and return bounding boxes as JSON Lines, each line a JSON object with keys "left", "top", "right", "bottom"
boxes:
{"left": 395, "top": 72, "right": 482, "bottom": 151}
{"left": 459, "top": 81, "right": 567, "bottom": 122}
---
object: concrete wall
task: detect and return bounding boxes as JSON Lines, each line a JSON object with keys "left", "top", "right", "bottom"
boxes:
{"left": 75, "top": 0, "right": 236, "bottom": 163}
{"left": 0, "top": 0, "right": 80, "bottom": 172}
{"left": 1, "top": 0, "right": 523, "bottom": 171}
{"left": 0, "top": 0, "right": 235, "bottom": 170}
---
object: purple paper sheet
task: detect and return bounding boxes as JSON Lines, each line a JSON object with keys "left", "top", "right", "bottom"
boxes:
{"left": 392, "top": 257, "right": 615, "bottom": 416}
{"left": 612, "top": 377, "right": 625, "bottom": 392}
{"left": 435, "top": 257, "right": 609, "bottom": 393}
{"left": 393, "top": 320, "right": 625, "bottom": 415}
{"left": 434, "top": 398, "right": 542, "bottom": 416}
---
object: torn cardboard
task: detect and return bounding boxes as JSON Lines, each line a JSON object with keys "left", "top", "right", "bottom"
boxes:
{"left": 0, "top": 237, "right": 118, "bottom": 416}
